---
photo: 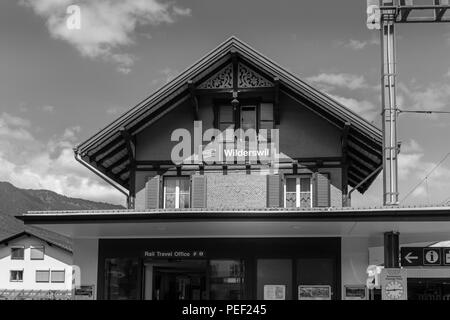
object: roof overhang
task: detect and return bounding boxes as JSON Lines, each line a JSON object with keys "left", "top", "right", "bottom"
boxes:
{"left": 18, "top": 207, "right": 450, "bottom": 243}
{"left": 75, "top": 36, "right": 382, "bottom": 193}
{"left": 0, "top": 231, "right": 72, "bottom": 253}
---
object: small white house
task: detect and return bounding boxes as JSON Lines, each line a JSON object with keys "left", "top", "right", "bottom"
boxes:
{"left": 0, "top": 231, "right": 73, "bottom": 300}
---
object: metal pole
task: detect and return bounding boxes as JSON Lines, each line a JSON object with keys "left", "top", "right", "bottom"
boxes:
{"left": 380, "top": 8, "right": 399, "bottom": 206}
{"left": 384, "top": 231, "right": 400, "bottom": 268}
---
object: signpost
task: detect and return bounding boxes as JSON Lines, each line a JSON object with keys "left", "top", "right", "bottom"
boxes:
{"left": 143, "top": 250, "right": 206, "bottom": 259}
{"left": 444, "top": 248, "right": 450, "bottom": 266}
{"left": 400, "top": 247, "right": 423, "bottom": 266}
{"left": 423, "top": 248, "right": 442, "bottom": 266}
{"left": 401, "top": 247, "right": 450, "bottom": 266}
{"left": 381, "top": 268, "right": 408, "bottom": 300}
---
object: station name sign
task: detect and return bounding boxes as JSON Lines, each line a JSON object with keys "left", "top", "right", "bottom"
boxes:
{"left": 400, "top": 247, "right": 450, "bottom": 267}
{"left": 143, "top": 250, "right": 206, "bottom": 259}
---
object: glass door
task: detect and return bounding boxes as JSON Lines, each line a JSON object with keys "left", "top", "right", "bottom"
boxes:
{"left": 209, "top": 260, "right": 245, "bottom": 300}
{"left": 143, "top": 259, "right": 207, "bottom": 300}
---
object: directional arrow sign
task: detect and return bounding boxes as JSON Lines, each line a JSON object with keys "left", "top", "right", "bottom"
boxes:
{"left": 400, "top": 247, "right": 423, "bottom": 267}
{"left": 404, "top": 252, "right": 418, "bottom": 264}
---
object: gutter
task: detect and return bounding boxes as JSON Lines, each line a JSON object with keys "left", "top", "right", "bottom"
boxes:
{"left": 73, "top": 147, "right": 129, "bottom": 201}
{"left": 16, "top": 207, "right": 450, "bottom": 224}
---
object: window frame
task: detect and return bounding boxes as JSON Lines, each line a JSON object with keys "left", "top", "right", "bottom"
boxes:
{"left": 35, "top": 270, "right": 50, "bottom": 283}
{"left": 240, "top": 104, "right": 258, "bottom": 132}
{"left": 10, "top": 270, "right": 24, "bottom": 282}
{"left": 217, "top": 104, "right": 235, "bottom": 133}
{"left": 283, "top": 175, "right": 313, "bottom": 208}
{"left": 10, "top": 246, "right": 25, "bottom": 260}
{"left": 163, "top": 176, "right": 191, "bottom": 209}
{"left": 30, "top": 245, "right": 45, "bottom": 260}
{"left": 214, "top": 99, "right": 274, "bottom": 162}
{"left": 50, "top": 270, "right": 65, "bottom": 283}
{"left": 258, "top": 102, "right": 275, "bottom": 142}
{"left": 214, "top": 98, "right": 274, "bottom": 134}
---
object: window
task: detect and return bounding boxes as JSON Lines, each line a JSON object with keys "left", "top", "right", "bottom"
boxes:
{"left": 284, "top": 175, "right": 312, "bottom": 208}
{"left": 11, "top": 247, "right": 24, "bottom": 260}
{"left": 36, "top": 270, "right": 50, "bottom": 283}
{"left": 105, "top": 258, "right": 139, "bottom": 300}
{"left": 240, "top": 105, "right": 257, "bottom": 131}
{"left": 218, "top": 104, "right": 235, "bottom": 132}
{"left": 259, "top": 103, "right": 274, "bottom": 141}
{"left": 10, "top": 270, "right": 23, "bottom": 282}
{"left": 163, "top": 177, "right": 190, "bottom": 209}
{"left": 51, "top": 270, "right": 65, "bottom": 283}
{"left": 30, "top": 246, "right": 45, "bottom": 260}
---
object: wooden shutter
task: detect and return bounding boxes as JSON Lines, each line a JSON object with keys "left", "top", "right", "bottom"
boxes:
{"left": 313, "top": 172, "right": 330, "bottom": 207}
{"left": 145, "top": 175, "right": 161, "bottom": 209}
{"left": 267, "top": 174, "right": 282, "bottom": 207}
{"left": 191, "top": 175, "right": 207, "bottom": 208}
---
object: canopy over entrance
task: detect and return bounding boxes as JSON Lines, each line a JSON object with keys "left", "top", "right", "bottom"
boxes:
{"left": 19, "top": 206, "right": 450, "bottom": 245}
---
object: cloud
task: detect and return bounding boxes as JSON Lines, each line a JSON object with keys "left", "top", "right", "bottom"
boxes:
{"left": 0, "top": 112, "right": 33, "bottom": 140}
{"left": 307, "top": 73, "right": 369, "bottom": 90}
{"left": 397, "top": 140, "right": 450, "bottom": 204}
{"left": 326, "top": 94, "right": 378, "bottom": 121}
{"left": 42, "top": 105, "right": 55, "bottom": 112}
{"left": 345, "top": 39, "right": 368, "bottom": 50}
{"left": 446, "top": 68, "right": 450, "bottom": 78}
{"left": 173, "top": 6, "right": 192, "bottom": 16}
{"left": 306, "top": 72, "right": 379, "bottom": 122}
{"left": 0, "top": 112, "right": 125, "bottom": 205}
{"left": 398, "top": 152, "right": 424, "bottom": 179}
{"left": 150, "top": 67, "right": 180, "bottom": 87}
{"left": 353, "top": 140, "right": 450, "bottom": 206}
{"left": 398, "top": 79, "right": 450, "bottom": 113}
{"left": 400, "top": 139, "right": 423, "bottom": 154}
{"left": 106, "top": 106, "right": 126, "bottom": 116}
{"left": 337, "top": 36, "right": 380, "bottom": 51}
{"left": 19, "top": 0, "right": 191, "bottom": 73}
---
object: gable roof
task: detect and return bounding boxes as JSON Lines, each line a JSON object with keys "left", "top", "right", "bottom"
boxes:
{"left": 75, "top": 36, "right": 382, "bottom": 193}
{"left": 0, "top": 231, "right": 72, "bottom": 253}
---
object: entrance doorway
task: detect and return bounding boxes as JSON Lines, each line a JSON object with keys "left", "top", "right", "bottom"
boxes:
{"left": 143, "top": 259, "right": 246, "bottom": 300}
{"left": 144, "top": 260, "right": 207, "bottom": 300}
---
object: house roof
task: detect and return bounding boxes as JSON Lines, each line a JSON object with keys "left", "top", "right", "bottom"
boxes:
{"left": 0, "top": 230, "right": 72, "bottom": 253}
{"left": 75, "top": 36, "right": 382, "bottom": 194}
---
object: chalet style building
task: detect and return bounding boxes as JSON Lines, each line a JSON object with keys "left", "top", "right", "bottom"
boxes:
{"left": 0, "top": 231, "right": 73, "bottom": 300}
{"left": 19, "top": 37, "right": 450, "bottom": 300}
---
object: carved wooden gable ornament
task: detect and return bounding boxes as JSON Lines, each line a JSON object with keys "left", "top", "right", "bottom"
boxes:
{"left": 198, "top": 62, "right": 273, "bottom": 89}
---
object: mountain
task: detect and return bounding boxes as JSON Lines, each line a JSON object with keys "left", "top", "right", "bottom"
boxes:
{"left": 0, "top": 181, "right": 125, "bottom": 250}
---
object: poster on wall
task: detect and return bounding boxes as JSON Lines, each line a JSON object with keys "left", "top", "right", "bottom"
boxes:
{"left": 298, "top": 285, "right": 331, "bottom": 300}
{"left": 263, "top": 285, "right": 286, "bottom": 300}
{"left": 74, "top": 285, "right": 95, "bottom": 300}
{"left": 344, "top": 285, "right": 367, "bottom": 300}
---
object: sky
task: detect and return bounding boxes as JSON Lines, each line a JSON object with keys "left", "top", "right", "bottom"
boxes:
{"left": 0, "top": 0, "right": 449, "bottom": 207}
